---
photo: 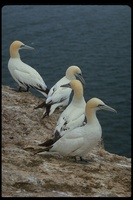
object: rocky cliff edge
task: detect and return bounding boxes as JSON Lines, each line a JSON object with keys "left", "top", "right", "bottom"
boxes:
{"left": 2, "top": 85, "right": 131, "bottom": 197}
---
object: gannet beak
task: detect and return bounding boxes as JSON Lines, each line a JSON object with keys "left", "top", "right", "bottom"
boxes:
{"left": 75, "top": 74, "right": 85, "bottom": 86}
{"left": 99, "top": 104, "right": 117, "bottom": 113}
{"left": 20, "top": 44, "right": 34, "bottom": 50}
{"left": 60, "top": 83, "right": 71, "bottom": 88}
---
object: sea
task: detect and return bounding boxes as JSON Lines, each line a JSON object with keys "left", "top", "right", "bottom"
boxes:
{"left": 2, "top": 5, "right": 131, "bottom": 158}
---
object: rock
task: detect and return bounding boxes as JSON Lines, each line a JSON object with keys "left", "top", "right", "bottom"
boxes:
{"left": 2, "top": 85, "right": 131, "bottom": 197}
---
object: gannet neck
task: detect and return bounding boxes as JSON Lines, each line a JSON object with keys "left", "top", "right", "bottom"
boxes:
{"left": 9, "top": 40, "right": 24, "bottom": 58}
{"left": 86, "top": 105, "right": 98, "bottom": 124}
{"left": 66, "top": 65, "right": 81, "bottom": 80}
{"left": 85, "top": 98, "right": 102, "bottom": 124}
{"left": 71, "top": 80, "right": 83, "bottom": 101}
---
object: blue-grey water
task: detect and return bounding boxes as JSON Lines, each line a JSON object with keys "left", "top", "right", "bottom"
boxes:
{"left": 2, "top": 5, "right": 131, "bottom": 158}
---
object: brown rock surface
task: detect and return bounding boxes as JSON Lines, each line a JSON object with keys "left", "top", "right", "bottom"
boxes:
{"left": 2, "top": 85, "right": 131, "bottom": 197}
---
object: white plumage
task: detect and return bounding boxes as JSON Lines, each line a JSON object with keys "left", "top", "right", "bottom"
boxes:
{"left": 8, "top": 40, "right": 49, "bottom": 98}
{"left": 54, "top": 80, "right": 86, "bottom": 137}
{"left": 37, "top": 98, "right": 117, "bottom": 162}
{"left": 35, "top": 65, "right": 85, "bottom": 118}
{"left": 39, "top": 80, "right": 86, "bottom": 147}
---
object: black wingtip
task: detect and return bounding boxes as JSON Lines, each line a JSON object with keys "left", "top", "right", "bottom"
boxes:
{"left": 34, "top": 101, "right": 47, "bottom": 109}
{"left": 38, "top": 139, "right": 54, "bottom": 147}
{"left": 54, "top": 130, "right": 61, "bottom": 141}
{"left": 45, "top": 88, "right": 50, "bottom": 94}
{"left": 42, "top": 104, "right": 51, "bottom": 118}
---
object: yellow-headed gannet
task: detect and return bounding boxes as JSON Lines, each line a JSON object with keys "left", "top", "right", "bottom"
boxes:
{"left": 35, "top": 65, "right": 85, "bottom": 118}
{"left": 39, "top": 80, "right": 86, "bottom": 147}
{"left": 8, "top": 40, "right": 49, "bottom": 98}
{"left": 36, "top": 98, "right": 117, "bottom": 163}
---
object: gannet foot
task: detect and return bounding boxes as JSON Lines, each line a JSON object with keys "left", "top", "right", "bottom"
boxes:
{"left": 73, "top": 156, "right": 90, "bottom": 164}
{"left": 10, "top": 87, "right": 28, "bottom": 92}
{"left": 9, "top": 88, "right": 20, "bottom": 92}
{"left": 80, "top": 157, "right": 89, "bottom": 163}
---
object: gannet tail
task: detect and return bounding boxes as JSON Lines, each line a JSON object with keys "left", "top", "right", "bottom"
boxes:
{"left": 34, "top": 146, "right": 52, "bottom": 155}
{"left": 34, "top": 100, "right": 52, "bottom": 118}
{"left": 34, "top": 100, "right": 47, "bottom": 109}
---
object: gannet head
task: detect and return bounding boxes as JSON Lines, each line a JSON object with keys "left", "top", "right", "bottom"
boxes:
{"left": 66, "top": 65, "right": 85, "bottom": 85}
{"left": 9, "top": 40, "right": 34, "bottom": 58}
{"left": 61, "top": 80, "right": 83, "bottom": 90}
{"left": 86, "top": 98, "right": 117, "bottom": 113}
{"left": 61, "top": 80, "right": 84, "bottom": 100}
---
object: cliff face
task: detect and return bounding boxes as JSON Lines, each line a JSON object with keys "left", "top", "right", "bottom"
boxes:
{"left": 2, "top": 85, "right": 131, "bottom": 197}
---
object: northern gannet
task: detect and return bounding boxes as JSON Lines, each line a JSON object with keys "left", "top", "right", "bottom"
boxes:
{"left": 8, "top": 40, "right": 49, "bottom": 98}
{"left": 39, "top": 80, "right": 86, "bottom": 147}
{"left": 36, "top": 98, "right": 117, "bottom": 163}
{"left": 35, "top": 65, "right": 85, "bottom": 118}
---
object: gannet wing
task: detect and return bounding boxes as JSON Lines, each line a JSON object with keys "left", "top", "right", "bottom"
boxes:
{"left": 13, "top": 68, "right": 47, "bottom": 91}
{"left": 51, "top": 131, "right": 84, "bottom": 156}
{"left": 61, "top": 114, "right": 85, "bottom": 133}
{"left": 46, "top": 87, "right": 71, "bottom": 105}
{"left": 46, "top": 76, "right": 71, "bottom": 102}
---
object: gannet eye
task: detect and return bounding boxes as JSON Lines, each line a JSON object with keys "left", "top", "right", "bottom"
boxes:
{"left": 20, "top": 44, "right": 25, "bottom": 48}
{"left": 98, "top": 104, "right": 104, "bottom": 109}
{"left": 78, "top": 73, "right": 82, "bottom": 76}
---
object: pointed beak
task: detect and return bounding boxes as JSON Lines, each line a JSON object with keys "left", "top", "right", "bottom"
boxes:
{"left": 21, "top": 44, "right": 34, "bottom": 50}
{"left": 75, "top": 74, "right": 85, "bottom": 86}
{"left": 60, "top": 83, "right": 71, "bottom": 88}
{"left": 99, "top": 104, "right": 117, "bottom": 113}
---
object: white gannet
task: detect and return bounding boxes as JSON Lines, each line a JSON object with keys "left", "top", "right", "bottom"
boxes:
{"left": 8, "top": 40, "right": 49, "bottom": 98}
{"left": 39, "top": 80, "right": 86, "bottom": 147}
{"left": 36, "top": 98, "right": 117, "bottom": 163}
{"left": 35, "top": 65, "right": 85, "bottom": 118}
